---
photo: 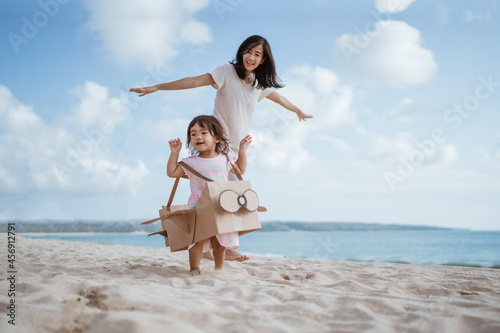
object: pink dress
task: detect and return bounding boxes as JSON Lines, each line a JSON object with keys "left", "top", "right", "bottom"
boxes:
{"left": 180, "top": 153, "right": 239, "bottom": 252}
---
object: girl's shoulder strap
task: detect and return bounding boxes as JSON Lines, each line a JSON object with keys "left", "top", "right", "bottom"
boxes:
{"left": 224, "top": 154, "right": 243, "bottom": 181}
{"left": 178, "top": 161, "right": 213, "bottom": 182}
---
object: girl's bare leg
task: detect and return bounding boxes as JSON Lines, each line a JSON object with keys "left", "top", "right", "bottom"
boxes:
{"left": 188, "top": 241, "right": 204, "bottom": 275}
{"left": 211, "top": 237, "right": 226, "bottom": 270}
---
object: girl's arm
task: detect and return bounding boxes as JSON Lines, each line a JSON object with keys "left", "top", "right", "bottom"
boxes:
{"left": 166, "top": 139, "right": 186, "bottom": 178}
{"left": 232, "top": 135, "right": 252, "bottom": 175}
{"left": 130, "top": 74, "right": 216, "bottom": 97}
{"left": 266, "top": 90, "right": 313, "bottom": 121}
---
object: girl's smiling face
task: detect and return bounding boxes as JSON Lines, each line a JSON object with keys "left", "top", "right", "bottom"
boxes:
{"left": 189, "top": 123, "right": 220, "bottom": 156}
{"left": 242, "top": 44, "right": 265, "bottom": 75}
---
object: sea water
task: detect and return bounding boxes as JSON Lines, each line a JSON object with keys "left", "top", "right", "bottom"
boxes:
{"left": 23, "top": 229, "right": 500, "bottom": 268}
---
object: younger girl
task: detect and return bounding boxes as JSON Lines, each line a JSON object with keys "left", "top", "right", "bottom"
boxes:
{"left": 166, "top": 115, "right": 251, "bottom": 275}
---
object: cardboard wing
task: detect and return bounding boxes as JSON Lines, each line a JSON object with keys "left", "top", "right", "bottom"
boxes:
{"left": 141, "top": 203, "right": 192, "bottom": 250}
{"left": 159, "top": 205, "right": 196, "bottom": 251}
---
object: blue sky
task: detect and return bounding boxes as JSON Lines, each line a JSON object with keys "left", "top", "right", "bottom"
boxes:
{"left": 1, "top": 0, "right": 499, "bottom": 230}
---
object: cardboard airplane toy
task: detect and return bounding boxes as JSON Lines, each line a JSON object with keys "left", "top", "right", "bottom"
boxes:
{"left": 141, "top": 161, "right": 266, "bottom": 252}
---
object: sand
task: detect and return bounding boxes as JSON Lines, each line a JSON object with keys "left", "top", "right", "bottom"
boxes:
{"left": 1, "top": 236, "right": 499, "bottom": 333}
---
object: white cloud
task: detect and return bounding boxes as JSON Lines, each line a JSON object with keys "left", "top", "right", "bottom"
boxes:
{"left": 464, "top": 10, "right": 492, "bottom": 23}
{"left": 67, "top": 81, "right": 129, "bottom": 130}
{"left": 335, "top": 21, "right": 437, "bottom": 86}
{"left": 140, "top": 118, "right": 191, "bottom": 145}
{"left": 473, "top": 144, "right": 500, "bottom": 170}
{"left": 320, "top": 136, "right": 354, "bottom": 155}
{"left": 367, "top": 133, "right": 413, "bottom": 164}
{"left": 357, "top": 126, "right": 369, "bottom": 137}
{"left": 140, "top": 118, "right": 192, "bottom": 161}
{"left": 0, "top": 84, "right": 148, "bottom": 194}
{"left": 438, "top": 144, "right": 458, "bottom": 165}
{"left": 279, "top": 65, "right": 355, "bottom": 128}
{"left": 249, "top": 129, "right": 310, "bottom": 172}
{"left": 375, "top": 0, "right": 416, "bottom": 13}
{"left": 497, "top": 136, "right": 500, "bottom": 158}
{"left": 434, "top": 4, "right": 449, "bottom": 26}
{"left": 367, "top": 133, "right": 457, "bottom": 166}
{"left": 387, "top": 98, "right": 419, "bottom": 123}
{"left": 249, "top": 65, "right": 356, "bottom": 172}
{"left": 84, "top": 0, "right": 212, "bottom": 66}
{"left": 476, "top": 148, "right": 490, "bottom": 164}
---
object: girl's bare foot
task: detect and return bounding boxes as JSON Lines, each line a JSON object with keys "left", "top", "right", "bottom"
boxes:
{"left": 189, "top": 267, "right": 201, "bottom": 276}
{"left": 202, "top": 249, "right": 250, "bottom": 262}
{"left": 201, "top": 251, "right": 214, "bottom": 261}
{"left": 225, "top": 249, "right": 250, "bottom": 261}
{"left": 214, "top": 264, "right": 223, "bottom": 271}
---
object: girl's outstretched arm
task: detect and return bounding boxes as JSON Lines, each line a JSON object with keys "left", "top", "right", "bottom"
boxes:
{"left": 166, "top": 138, "right": 186, "bottom": 178}
{"left": 232, "top": 135, "right": 252, "bottom": 175}
{"left": 266, "top": 91, "right": 313, "bottom": 121}
{"left": 130, "top": 74, "right": 216, "bottom": 97}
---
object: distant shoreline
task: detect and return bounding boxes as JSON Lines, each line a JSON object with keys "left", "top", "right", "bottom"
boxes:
{"left": 1, "top": 220, "right": 460, "bottom": 233}
{"left": 259, "top": 221, "right": 457, "bottom": 232}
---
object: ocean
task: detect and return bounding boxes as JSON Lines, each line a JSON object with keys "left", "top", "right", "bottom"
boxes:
{"left": 22, "top": 229, "right": 500, "bottom": 268}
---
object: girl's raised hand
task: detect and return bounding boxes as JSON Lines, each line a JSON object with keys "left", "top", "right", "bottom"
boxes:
{"left": 239, "top": 135, "right": 252, "bottom": 152}
{"left": 169, "top": 138, "right": 182, "bottom": 153}
{"left": 129, "top": 86, "right": 158, "bottom": 97}
{"left": 296, "top": 109, "right": 313, "bottom": 121}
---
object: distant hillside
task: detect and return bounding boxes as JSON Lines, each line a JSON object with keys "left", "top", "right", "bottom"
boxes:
{"left": 1, "top": 220, "right": 153, "bottom": 233}
{"left": 260, "top": 221, "right": 453, "bottom": 231}
{"left": 2, "top": 220, "right": 453, "bottom": 233}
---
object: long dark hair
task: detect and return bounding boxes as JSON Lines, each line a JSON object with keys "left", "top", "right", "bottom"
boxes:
{"left": 230, "top": 35, "right": 284, "bottom": 89}
{"left": 186, "top": 115, "right": 230, "bottom": 156}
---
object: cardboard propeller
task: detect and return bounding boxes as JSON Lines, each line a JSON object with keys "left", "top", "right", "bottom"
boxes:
{"left": 141, "top": 156, "right": 265, "bottom": 252}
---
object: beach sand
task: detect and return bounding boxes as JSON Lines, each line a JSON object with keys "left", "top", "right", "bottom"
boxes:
{"left": 1, "top": 236, "right": 499, "bottom": 333}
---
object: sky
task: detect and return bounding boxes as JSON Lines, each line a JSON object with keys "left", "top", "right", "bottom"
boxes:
{"left": 1, "top": 0, "right": 499, "bottom": 230}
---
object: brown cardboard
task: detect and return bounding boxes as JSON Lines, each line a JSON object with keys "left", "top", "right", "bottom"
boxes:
{"left": 142, "top": 180, "right": 265, "bottom": 252}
